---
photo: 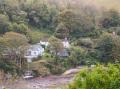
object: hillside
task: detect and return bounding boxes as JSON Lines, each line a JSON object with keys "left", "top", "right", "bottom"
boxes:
{"left": 47, "top": 0, "right": 120, "bottom": 11}
{"left": 92, "top": 0, "right": 120, "bottom": 11}
{"left": 0, "top": 0, "right": 120, "bottom": 89}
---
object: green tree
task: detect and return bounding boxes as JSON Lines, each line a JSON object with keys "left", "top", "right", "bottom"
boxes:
{"left": 28, "top": 3, "right": 56, "bottom": 29}
{"left": 0, "top": 14, "right": 9, "bottom": 34}
{"left": 3, "top": 32, "right": 28, "bottom": 48}
{"left": 57, "top": 9, "right": 95, "bottom": 38}
{"left": 66, "top": 46, "right": 85, "bottom": 68}
{"left": 100, "top": 9, "right": 120, "bottom": 28}
{"left": 58, "top": 9, "right": 77, "bottom": 33}
{"left": 47, "top": 36, "right": 64, "bottom": 74}
{"left": 48, "top": 36, "right": 63, "bottom": 57}
{"left": 55, "top": 23, "right": 69, "bottom": 39}
{"left": 96, "top": 33, "right": 120, "bottom": 63}
{"left": 8, "top": 23, "right": 28, "bottom": 35}
{"left": 1, "top": 32, "right": 29, "bottom": 69}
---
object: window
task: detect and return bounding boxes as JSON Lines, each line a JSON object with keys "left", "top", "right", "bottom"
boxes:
{"left": 27, "top": 51, "right": 31, "bottom": 56}
{"left": 34, "top": 52, "right": 36, "bottom": 55}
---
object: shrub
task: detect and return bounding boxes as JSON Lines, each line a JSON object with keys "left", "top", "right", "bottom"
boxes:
{"left": 26, "top": 31, "right": 50, "bottom": 44}
{"left": 68, "top": 64, "right": 120, "bottom": 89}
{"left": 30, "top": 60, "right": 50, "bottom": 77}
{"left": 66, "top": 47, "right": 86, "bottom": 68}
{"left": 74, "top": 38, "right": 93, "bottom": 48}
{"left": 46, "top": 57, "right": 67, "bottom": 74}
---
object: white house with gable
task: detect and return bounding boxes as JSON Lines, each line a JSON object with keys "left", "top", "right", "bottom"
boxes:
{"left": 24, "top": 44, "right": 44, "bottom": 62}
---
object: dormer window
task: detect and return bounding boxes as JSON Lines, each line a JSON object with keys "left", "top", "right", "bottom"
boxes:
{"left": 34, "top": 52, "right": 36, "bottom": 55}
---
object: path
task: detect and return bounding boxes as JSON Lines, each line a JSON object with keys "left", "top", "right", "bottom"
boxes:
{"left": 2, "top": 74, "right": 74, "bottom": 89}
{"left": 1, "top": 67, "right": 83, "bottom": 89}
{"left": 27, "top": 74, "right": 74, "bottom": 89}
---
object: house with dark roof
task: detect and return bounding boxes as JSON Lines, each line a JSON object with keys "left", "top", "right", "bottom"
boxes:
{"left": 57, "top": 49, "right": 69, "bottom": 57}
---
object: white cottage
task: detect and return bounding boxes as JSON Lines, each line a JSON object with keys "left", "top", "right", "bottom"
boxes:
{"left": 24, "top": 44, "right": 44, "bottom": 61}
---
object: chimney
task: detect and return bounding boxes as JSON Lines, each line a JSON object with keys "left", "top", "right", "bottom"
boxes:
{"left": 112, "top": 31, "right": 116, "bottom": 36}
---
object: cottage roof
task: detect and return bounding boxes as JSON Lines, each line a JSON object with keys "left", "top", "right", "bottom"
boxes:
{"left": 28, "top": 44, "right": 44, "bottom": 51}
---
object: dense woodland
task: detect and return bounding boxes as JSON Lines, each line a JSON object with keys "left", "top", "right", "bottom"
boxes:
{"left": 0, "top": 0, "right": 120, "bottom": 88}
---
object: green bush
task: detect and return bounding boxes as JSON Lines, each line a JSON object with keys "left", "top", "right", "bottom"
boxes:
{"left": 26, "top": 31, "right": 50, "bottom": 44}
{"left": 46, "top": 56, "right": 67, "bottom": 74}
{"left": 8, "top": 23, "right": 28, "bottom": 35}
{"left": 68, "top": 64, "right": 120, "bottom": 89}
{"left": 96, "top": 33, "right": 120, "bottom": 63}
{"left": 74, "top": 38, "right": 93, "bottom": 48}
{"left": 66, "top": 47, "right": 86, "bottom": 68}
{"left": 0, "top": 61, "right": 21, "bottom": 76}
{"left": 30, "top": 60, "right": 50, "bottom": 77}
